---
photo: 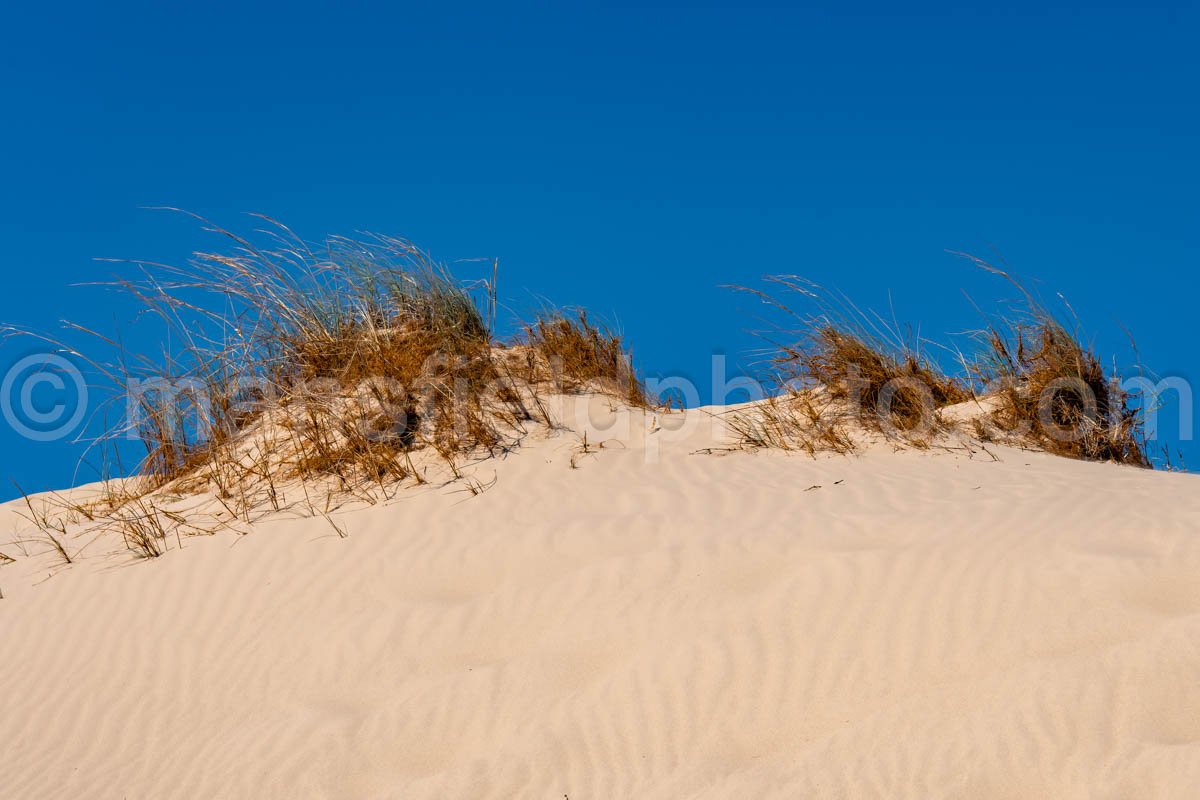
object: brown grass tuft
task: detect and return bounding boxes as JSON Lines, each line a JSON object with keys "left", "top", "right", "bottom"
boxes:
{"left": 731, "top": 266, "right": 1151, "bottom": 468}
{"left": 727, "top": 389, "right": 856, "bottom": 455}
{"left": 5, "top": 214, "right": 650, "bottom": 549}
{"left": 964, "top": 259, "right": 1150, "bottom": 467}
{"left": 521, "top": 310, "right": 649, "bottom": 408}
{"left": 729, "top": 276, "right": 967, "bottom": 450}
{"left": 11, "top": 485, "right": 76, "bottom": 566}
{"left": 108, "top": 498, "right": 171, "bottom": 559}
{"left": 790, "top": 325, "right": 970, "bottom": 432}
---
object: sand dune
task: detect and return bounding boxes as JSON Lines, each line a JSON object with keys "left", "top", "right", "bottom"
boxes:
{"left": 2, "top": 399, "right": 1199, "bottom": 798}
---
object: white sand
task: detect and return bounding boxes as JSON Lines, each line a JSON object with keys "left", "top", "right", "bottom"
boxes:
{"left": 2, "top": 399, "right": 1199, "bottom": 798}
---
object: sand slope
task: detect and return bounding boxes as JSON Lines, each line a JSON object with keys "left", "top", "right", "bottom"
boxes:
{"left": 2, "top": 401, "right": 1199, "bottom": 798}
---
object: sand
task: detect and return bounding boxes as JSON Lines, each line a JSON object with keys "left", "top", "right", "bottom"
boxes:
{"left": 2, "top": 398, "right": 1199, "bottom": 798}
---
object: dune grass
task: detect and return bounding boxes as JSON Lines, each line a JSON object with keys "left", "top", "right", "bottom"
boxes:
{"left": 521, "top": 310, "right": 649, "bottom": 407}
{"left": 12, "top": 487, "right": 75, "bottom": 566}
{"left": 730, "top": 275, "right": 970, "bottom": 447}
{"left": 726, "top": 390, "right": 857, "bottom": 456}
{"left": 4, "top": 214, "right": 650, "bottom": 559}
{"left": 1, "top": 222, "right": 1156, "bottom": 565}
{"left": 117, "top": 219, "right": 649, "bottom": 497}
{"left": 961, "top": 257, "right": 1150, "bottom": 467}
{"left": 731, "top": 267, "right": 1151, "bottom": 467}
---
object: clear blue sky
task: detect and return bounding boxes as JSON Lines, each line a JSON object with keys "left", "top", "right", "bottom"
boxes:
{"left": 1, "top": 0, "right": 1196, "bottom": 496}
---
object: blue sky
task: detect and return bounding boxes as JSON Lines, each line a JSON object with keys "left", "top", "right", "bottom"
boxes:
{"left": 1, "top": 0, "right": 1196, "bottom": 496}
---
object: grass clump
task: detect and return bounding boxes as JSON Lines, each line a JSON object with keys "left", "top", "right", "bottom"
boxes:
{"left": 731, "top": 275, "right": 968, "bottom": 446}
{"left": 790, "top": 325, "right": 970, "bottom": 432}
{"left": 732, "top": 266, "right": 1151, "bottom": 468}
{"left": 108, "top": 498, "right": 172, "bottom": 559}
{"left": 114, "top": 220, "right": 513, "bottom": 491}
{"left": 12, "top": 487, "right": 75, "bottom": 567}
{"left": 520, "top": 310, "right": 648, "bottom": 407}
{"left": 89, "top": 216, "right": 649, "bottom": 500}
{"left": 5, "top": 213, "right": 650, "bottom": 559}
{"left": 965, "top": 259, "right": 1150, "bottom": 467}
{"left": 726, "top": 390, "right": 856, "bottom": 456}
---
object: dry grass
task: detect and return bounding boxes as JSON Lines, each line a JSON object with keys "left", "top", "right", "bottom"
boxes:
{"left": 100, "top": 218, "right": 644, "bottom": 496}
{"left": 726, "top": 390, "right": 856, "bottom": 455}
{"left": 100, "top": 219, "right": 516, "bottom": 494}
{"left": 3, "top": 214, "right": 650, "bottom": 562}
{"left": 12, "top": 485, "right": 76, "bottom": 567}
{"left": 567, "top": 430, "right": 616, "bottom": 469}
{"left": 729, "top": 276, "right": 968, "bottom": 450}
{"left": 731, "top": 268, "right": 1151, "bottom": 468}
{"left": 521, "top": 310, "right": 649, "bottom": 407}
{"left": 790, "top": 325, "right": 970, "bottom": 432}
{"left": 5, "top": 481, "right": 220, "bottom": 563}
{"left": 963, "top": 258, "right": 1150, "bottom": 467}
{"left": 107, "top": 498, "right": 172, "bottom": 559}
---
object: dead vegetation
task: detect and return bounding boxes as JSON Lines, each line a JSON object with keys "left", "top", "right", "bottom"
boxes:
{"left": 107, "top": 498, "right": 172, "bottom": 559}
{"left": 731, "top": 266, "right": 1152, "bottom": 467}
{"left": 725, "top": 390, "right": 856, "bottom": 456}
{"left": 729, "top": 276, "right": 970, "bottom": 451}
{"left": 521, "top": 310, "right": 648, "bottom": 407}
{"left": 568, "top": 430, "right": 614, "bottom": 469}
{"left": 963, "top": 257, "right": 1150, "bottom": 467}
{"left": 13, "top": 486, "right": 76, "bottom": 566}
{"left": 3, "top": 214, "right": 650, "bottom": 563}
{"left": 0, "top": 219, "right": 1155, "bottom": 568}
{"left": 795, "top": 326, "right": 970, "bottom": 431}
